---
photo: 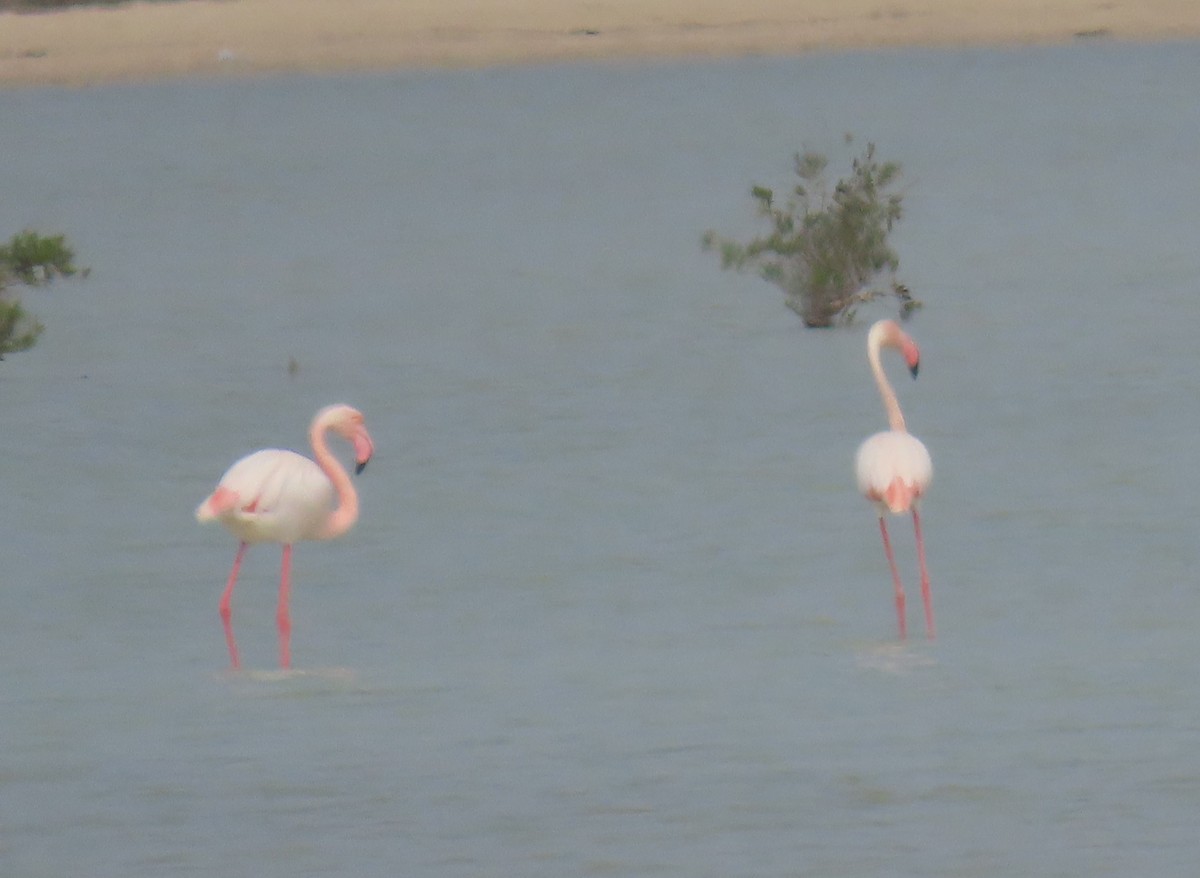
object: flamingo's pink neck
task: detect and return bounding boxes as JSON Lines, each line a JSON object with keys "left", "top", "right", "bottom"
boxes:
{"left": 310, "top": 416, "right": 359, "bottom": 540}
{"left": 868, "top": 331, "right": 908, "bottom": 434}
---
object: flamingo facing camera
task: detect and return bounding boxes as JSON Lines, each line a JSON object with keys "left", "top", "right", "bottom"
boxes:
{"left": 855, "top": 320, "right": 934, "bottom": 639}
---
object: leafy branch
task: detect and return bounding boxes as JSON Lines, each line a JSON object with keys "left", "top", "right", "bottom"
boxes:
{"left": 0, "top": 230, "right": 82, "bottom": 359}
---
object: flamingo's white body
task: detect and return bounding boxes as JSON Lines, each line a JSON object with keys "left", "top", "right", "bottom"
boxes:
{"left": 196, "top": 404, "right": 375, "bottom": 669}
{"left": 854, "top": 320, "right": 934, "bottom": 639}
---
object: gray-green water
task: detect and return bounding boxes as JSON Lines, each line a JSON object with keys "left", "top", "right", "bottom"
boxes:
{"left": 3, "top": 42, "right": 1200, "bottom": 876}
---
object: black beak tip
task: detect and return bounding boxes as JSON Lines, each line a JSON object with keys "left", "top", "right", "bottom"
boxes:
{"left": 355, "top": 460, "right": 368, "bottom": 475}
{"left": 909, "top": 363, "right": 920, "bottom": 379}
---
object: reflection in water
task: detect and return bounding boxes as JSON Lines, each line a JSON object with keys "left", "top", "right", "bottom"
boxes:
{"left": 855, "top": 642, "right": 938, "bottom": 675}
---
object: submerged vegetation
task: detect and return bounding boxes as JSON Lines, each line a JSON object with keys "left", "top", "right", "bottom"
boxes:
{"left": 703, "top": 137, "right": 919, "bottom": 328}
{"left": 0, "top": 230, "right": 81, "bottom": 359}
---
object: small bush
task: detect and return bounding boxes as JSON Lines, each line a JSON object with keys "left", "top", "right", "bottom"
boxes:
{"left": 0, "top": 229, "right": 82, "bottom": 359}
{"left": 0, "top": 298, "right": 45, "bottom": 359}
{"left": 0, "top": 230, "right": 77, "bottom": 284}
{"left": 703, "top": 138, "right": 919, "bottom": 328}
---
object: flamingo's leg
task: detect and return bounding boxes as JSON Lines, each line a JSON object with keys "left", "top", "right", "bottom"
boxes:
{"left": 878, "top": 517, "right": 907, "bottom": 640}
{"left": 277, "top": 544, "right": 293, "bottom": 669}
{"left": 220, "top": 542, "right": 247, "bottom": 670}
{"left": 913, "top": 508, "right": 935, "bottom": 640}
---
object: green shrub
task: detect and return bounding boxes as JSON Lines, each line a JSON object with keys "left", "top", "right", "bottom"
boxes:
{"left": 0, "top": 298, "right": 44, "bottom": 359}
{"left": 0, "top": 230, "right": 77, "bottom": 284}
{"left": 0, "top": 229, "right": 82, "bottom": 359}
{"left": 703, "top": 138, "right": 919, "bottom": 328}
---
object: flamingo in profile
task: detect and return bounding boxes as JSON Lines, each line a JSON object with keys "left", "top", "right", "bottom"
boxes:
{"left": 855, "top": 320, "right": 934, "bottom": 640}
{"left": 196, "top": 404, "right": 375, "bottom": 669}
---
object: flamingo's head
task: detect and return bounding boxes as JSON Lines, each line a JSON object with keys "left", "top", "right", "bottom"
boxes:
{"left": 870, "top": 319, "right": 921, "bottom": 379}
{"left": 317, "top": 404, "right": 375, "bottom": 475}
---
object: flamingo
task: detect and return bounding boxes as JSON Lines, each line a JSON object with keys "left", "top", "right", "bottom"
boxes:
{"left": 195, "top": 404, "right": 375, "bottom": 669}
{"left": 855, "top": 320, "right": 934, "bottom": 640}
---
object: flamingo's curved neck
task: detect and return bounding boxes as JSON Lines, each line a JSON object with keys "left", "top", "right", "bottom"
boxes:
{"left": 869, "top": 337, "right": 908, "bottom": 433}
{"left": 311, "top": 420, "right": 359, "bottom": 540}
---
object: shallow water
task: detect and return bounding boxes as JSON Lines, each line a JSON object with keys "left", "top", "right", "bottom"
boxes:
{"left": 2, "top": 41, "right": 1200, "bottom": 877}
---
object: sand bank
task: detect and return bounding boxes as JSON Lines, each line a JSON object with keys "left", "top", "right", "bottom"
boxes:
{"left": 2, "top": 0, "right": 1197, "bottom": 87}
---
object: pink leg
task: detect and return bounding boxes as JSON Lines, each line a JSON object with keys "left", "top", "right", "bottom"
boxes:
{"left": 913, "top": 509, "right": 935, "bottom": 640}
{"left": 219, "top": 543, "right": 247, "bottom": 670}
{"left": 277, "top": 544, "right": 293, "bottom": 669}
{"left": 878, "top": 517, "right": 907, "bottom": 640}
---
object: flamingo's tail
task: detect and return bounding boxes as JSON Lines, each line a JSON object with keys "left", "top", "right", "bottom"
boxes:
{"left": 882, "top": 477, "right": 919, "bottom": 514}
{"left": 196, "top": 486, "right": 239, "bottom": 522}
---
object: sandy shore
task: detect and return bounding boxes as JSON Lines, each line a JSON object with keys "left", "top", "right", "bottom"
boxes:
{"left": 2, "top": 0, "right": 1198, "bottom": 87}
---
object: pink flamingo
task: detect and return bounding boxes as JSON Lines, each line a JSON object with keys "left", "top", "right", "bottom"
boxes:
{"left": 855, "top": 320, "right": 934, "bottom": 640}
{"left": 195, "top": 404, "right": 375, "bottom": 669}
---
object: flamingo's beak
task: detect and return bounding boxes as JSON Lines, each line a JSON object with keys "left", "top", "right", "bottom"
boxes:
{"left": 353, "top": 428, "right": 375, "bottom": 475}
{"left": 896, "top": 333, "right": 921, "bottom": 379}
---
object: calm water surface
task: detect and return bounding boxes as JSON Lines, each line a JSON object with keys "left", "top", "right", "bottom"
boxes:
{"left": 2, "top": 41, "right": 1200, "bottom": 877}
